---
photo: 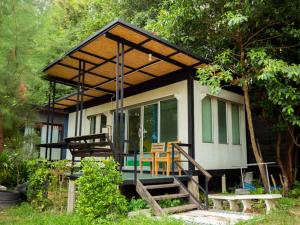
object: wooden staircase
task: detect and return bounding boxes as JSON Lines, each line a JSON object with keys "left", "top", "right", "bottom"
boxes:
{"left": 136, "top": 177, "right": 203, "bottom": 215}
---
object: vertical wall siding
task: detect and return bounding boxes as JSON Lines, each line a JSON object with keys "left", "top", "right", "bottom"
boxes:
{"left": 194, "top": 81, "right": 247, "bottom": 170}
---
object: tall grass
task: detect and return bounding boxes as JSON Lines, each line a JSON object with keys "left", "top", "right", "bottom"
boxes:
{"left": 0, "top": 203, "right": 186, "bottom": 225}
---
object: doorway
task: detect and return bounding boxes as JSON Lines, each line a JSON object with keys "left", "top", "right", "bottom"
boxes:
{"left": 125, "top": 98, "right": 177, "bottom": 168}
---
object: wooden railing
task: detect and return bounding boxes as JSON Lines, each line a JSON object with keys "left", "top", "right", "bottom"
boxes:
{"left": 171, "top": 143, "right": 212, "bottom": 209}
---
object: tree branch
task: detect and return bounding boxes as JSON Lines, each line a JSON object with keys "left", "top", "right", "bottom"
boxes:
{"left": 245, "top": 34, "right": 282, "bottom": 47}
{"left": 288, "top": 125, "right": 300, "bottom": 147}
{"left": 244, "top": 22, "right": 278, "bottom": 46}
{"left": 272, "top": 43, "right": 300, "bottom": 49}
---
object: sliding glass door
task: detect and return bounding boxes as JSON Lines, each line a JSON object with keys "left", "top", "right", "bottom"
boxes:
{"left": 143, "top": 104, "right": 158, "bottom": 153}
{"left": 125, "top": 99, "right": 177, "bottom": 167}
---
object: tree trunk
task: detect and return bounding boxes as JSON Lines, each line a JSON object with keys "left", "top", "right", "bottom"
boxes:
{"left": 287, "top": 129, "right": 297, "bottom": 187}
{"left": 275, "top": 132, "right": 289, "bottom": 195}
{"left": 243, "top": 83, "right": 269, "bottom": 191}
{"left": 0, "top": 117, "right": 3, "bottom": 152}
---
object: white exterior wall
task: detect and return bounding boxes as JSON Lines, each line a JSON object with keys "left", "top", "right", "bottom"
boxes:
{"left": 194, "top": 81, "right": 247, "bottom": 169}
{"left": 66, "top": 79, "right": 247, "bottom": 170}
{"left": 67, "top": 80, "right": 188, "bottom": 159}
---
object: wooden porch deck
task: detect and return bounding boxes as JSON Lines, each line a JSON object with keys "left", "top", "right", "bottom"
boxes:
{"left": 69, "top": 170, "right": 190, "bottom": 185}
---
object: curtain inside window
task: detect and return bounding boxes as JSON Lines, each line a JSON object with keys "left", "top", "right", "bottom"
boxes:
{"left": 202, "top": 97, "right": 212, "bottom": 143}
{"left": 89, "top": 116, "right": 96, "bottom": 134}
{"left": 218, "top": 100, "right": 227, "bottom": 144}
{"left": 232, "top": 104, "right": 240, "bottom": 145}
{"left": 160, "top": 99, "right": 177, "bottom": 142}
{"left": 143, "top": 104, "right": 158, "bottom": 152}
{"left": 100, "top": 114, "right": 107, "bottom": 133}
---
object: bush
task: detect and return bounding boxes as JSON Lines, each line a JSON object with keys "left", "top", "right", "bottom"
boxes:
{"left": 75, "top": 157, "right": 127, "bottom": 220}
{"left": 27, "top": 159, "right": 53, "bottom": 211}
{"left": 159, "top": 198, "right": 186, "bottom": 208}
{"left": 288, "top": 181, "right": 300, "bottom": 198}
{"left": 0, "top": 150, "right": 28, "bottom": 188}
{"left": 128, "top": 198, "right": 148, "bottom": 211}
{"left": 49, "top": 160, "right": 71, "bottom": 212}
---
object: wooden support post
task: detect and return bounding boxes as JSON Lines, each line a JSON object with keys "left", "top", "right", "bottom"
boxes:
{"left": 67, "top": 179, "right": 76, "bottom": 213}
{"left": 188, "top": 176, "right": 199, "bottom": 200}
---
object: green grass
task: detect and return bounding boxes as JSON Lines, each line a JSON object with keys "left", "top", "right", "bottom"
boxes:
{"left": 0, "top": 203, "right": 186, "bottom": 225}
{"left": 237, "top": 198, "right": 300, "bottom": 225}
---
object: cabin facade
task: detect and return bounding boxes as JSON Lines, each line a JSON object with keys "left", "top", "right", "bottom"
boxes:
{"left": 40, "top": 20, "right": 248, "bottom": 214}
{"left": 65, "top": 79, "right": 247, "bottom": 170}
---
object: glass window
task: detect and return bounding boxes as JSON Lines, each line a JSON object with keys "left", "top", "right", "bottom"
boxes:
{"left": 232, "top": 104, "right": 240, "bottom": 145}
{"left": 218, "top": 100, "right": 227, "bottom": 144}
{"left": 143, "top": 104, "right": 158, "bottom": 152}
{"left": 89, "top": 116, "right": 96, "bottom": 134}
{"left": 202, "top": 97, "right": 212, "bottom": 143}
{"left": 160, "top": 99, "right": 177, "bottom": 142}
{"left": 127, "top": 108, "right": 141, "bottom": 154}
{"left": 100, "top": 114, "right": 107, "bottom": 133}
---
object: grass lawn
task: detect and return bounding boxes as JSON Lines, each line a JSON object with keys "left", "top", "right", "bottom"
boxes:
{"left": 1, "top": 198, "right": 300, "bottom": 225}
{"left": 237, "top": 198, "right": 300, "bottom": 225}
{"left": 0, "top": 203, "right": 185, "bottom": 225}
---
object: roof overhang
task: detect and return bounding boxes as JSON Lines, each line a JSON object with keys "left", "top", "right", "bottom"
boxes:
{"left": 43, "top": 19, "right": 208, "bottom": 110}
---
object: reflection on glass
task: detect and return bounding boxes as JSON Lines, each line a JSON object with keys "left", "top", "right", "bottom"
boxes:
{"left": 202, "top": 97, "right": 212, "bottom": 143}
{"left": 143, "top": 104, "right": 158, "bottom": 153}
{"left": 218, "top": 100, "right": 227, "bottom": 144}
{"left": 160, "top": 99, "right": 177, "bottom": 142}
{"left": 232, "top": 104, "right": 240, "bottom": 145}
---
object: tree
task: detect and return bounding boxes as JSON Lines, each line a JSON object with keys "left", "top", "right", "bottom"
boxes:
{"left": 0, "top": 0, "right": 73, "bottom": 150}
{"left": 0, "top": 0, "right": 38, "bottom": 151}
{"left": 146, "top": 0, "right": 300, "bottom": 192}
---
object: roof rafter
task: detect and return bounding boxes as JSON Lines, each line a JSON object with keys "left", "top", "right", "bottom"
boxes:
{"left": 105, "top": 32, "right": 194, "bottom": 71}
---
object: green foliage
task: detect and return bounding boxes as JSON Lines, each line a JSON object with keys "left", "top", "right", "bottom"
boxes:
{"left": 0, "top": 203, "right": 186, "bottom": 225}
{"left": 288, "top": 181, "right": 300, "bottom": 199}
{"left": 237, "top": 197, "right": 300, "bottom": 225}
{"left": 27, "top": 159, "right": 53, "bottom": 211}
{"left": 128, "top": 197, "right": 148, "bottom": 211}
{"left": 75, "top": 157, "right": 127, "bottom": 220}
{"left": 158, "top": 198, "right": 185, "bottom": 208}
{"left": 0, "top": 203, "right": 88, "bottom": 225}
{"left": 0, "top": 150, "right": 28, "bottom": 187}
{"left": 48, "top": 160, "right": 71, "bottom": 212}
{"left": 250, "top": 187, "right": 265, "bottom": 195}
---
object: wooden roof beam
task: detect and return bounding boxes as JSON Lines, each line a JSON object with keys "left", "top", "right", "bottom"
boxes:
{"left": 105, "top": 32, "right": 194, "bottom": 72}
{"left": 57, "top": 62, "right": 132, "bottom": 86}
{"left": 45, "top": 76, "right": 115, "bottom": 95}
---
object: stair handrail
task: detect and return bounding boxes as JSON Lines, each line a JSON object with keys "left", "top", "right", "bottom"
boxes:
{"left": 171, "top": 143, "right": 212, "bottom": 209}
{"left": 173, "top": 143, "right": 212, "bottom": 180}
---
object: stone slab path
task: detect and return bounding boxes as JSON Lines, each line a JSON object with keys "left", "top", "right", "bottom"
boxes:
{"left": 171, "top": 209, "right": 254, "bottom": 225}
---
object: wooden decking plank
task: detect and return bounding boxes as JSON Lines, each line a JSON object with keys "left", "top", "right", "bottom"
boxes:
{"left": 153, "top": 193, "right": 189, "bottom": 200}
{"left": 145, "top": 183, "right": 179, "bottom": 190}
{"left": 163, "top": 203, "right": 198, "bottom": 214}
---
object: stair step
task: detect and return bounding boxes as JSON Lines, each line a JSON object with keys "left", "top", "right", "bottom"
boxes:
{"left": 163, "top": 203, "right": 199, "bottom": 214}
{"left": 145, "top": 183, "right": 179, "bottom": 190}
{"left": 153, "top": 193, "right": 189, "bottom": 200}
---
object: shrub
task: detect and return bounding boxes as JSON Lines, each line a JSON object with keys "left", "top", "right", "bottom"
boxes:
{"left": 159, "top": 198, "right": 185, "bottom": 208}
{"left": 49, "top": 160, "right": 71, "bottom": 212}
{"left": 27, "top": 159, "right": 53, "bottom": 211}
{"left": 288, "top": 181, "right": 300, "bottom": 198}
{"left": 0, "top": 150, "right": 28, "bottom": 188}
{"left": 128, "top": 198, "right": 148, "bottom": 211}
{"left": 75, "top": 157, "right": 127, "bottom": 220}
